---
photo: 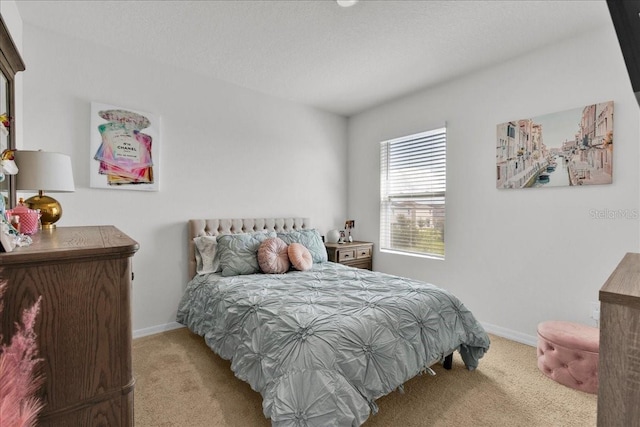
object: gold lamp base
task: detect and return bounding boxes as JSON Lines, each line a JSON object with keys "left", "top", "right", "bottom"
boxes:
{"left": 24, "top": 191, "right": 63, "bottom": 229}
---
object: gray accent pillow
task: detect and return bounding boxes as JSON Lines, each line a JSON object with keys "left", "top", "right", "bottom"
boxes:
{"left": 277, "top": 229, "right": 328, "bottom": 263}
{"left": 216, "top": 231, "right": 277, "bottom": 277}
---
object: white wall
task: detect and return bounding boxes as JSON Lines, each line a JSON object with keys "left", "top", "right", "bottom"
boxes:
{"left": 348, "top": 25, "right": 640, "bottom": 345}
{"left": 15, "top": 9, "right": 640, "bottom": 345}
{"left": 20, "top": 25, "right": 349, "bottom": 335}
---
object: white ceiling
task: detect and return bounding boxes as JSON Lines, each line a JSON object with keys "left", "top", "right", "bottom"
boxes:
{"left": 15, "top": 0, "right": 612, "bottom": 117}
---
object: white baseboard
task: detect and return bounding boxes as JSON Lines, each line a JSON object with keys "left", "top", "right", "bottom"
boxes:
{"left": 133, "top": 322, "right": 185, "bottom": 339}
{"left": 132, "top": 320, "right": 537, "bottom": 347}
{"left": 481, "top": 321, "right": 537, "bottom": 347}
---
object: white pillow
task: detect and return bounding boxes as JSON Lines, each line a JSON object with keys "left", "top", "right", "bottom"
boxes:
{"left": 194, "top": 236, "right": 220, "bottom": 275}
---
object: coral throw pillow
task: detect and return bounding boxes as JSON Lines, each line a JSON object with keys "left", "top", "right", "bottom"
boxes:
{"left": 288, "top": 243, "right": 313, "bottom": 271}
{"left": 258, "top": 237, "right": 290, "bottom": 274}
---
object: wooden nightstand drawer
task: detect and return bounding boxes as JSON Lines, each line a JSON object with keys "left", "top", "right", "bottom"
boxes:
{"left": 356, "top": 246, "right": 371, "bottom": 259}
{"left": 348, "top": 259, "right": 372, "bottom": 270}
{"left": 325, "top": 241, "right": 373, "bottom": 271}
{"left": 338, "top": 249, "right": 356, "bottom": 262}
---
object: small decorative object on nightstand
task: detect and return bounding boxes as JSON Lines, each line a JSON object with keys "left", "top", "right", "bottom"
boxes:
{"left": 325, "top": 240, "right": 373, "bottom": 270}
{"left": 326, "top": 229, "right": 340, "bottom": 244}
{"left": 344, "top": 220, "right": 355, "bottom": 243}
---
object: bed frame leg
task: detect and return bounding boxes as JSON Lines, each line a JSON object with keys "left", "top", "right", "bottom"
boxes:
{"left": 443, "top": 353, "right": 453, "bottom": 370}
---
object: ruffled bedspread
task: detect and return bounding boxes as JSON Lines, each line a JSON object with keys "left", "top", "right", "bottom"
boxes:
{"left": 177, "top": 262, "right": 490, "bottom": 426}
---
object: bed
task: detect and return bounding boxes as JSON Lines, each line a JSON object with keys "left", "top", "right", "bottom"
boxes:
{"left": 177, "top": 218, "right": 490, "bottom": 426}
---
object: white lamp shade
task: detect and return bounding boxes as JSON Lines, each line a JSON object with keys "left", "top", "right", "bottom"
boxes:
{"left": 326, "top": 229, "right": 341, "bottom": 243}
{"left": 14, "top": 150, "right": 75, "bottom": 192}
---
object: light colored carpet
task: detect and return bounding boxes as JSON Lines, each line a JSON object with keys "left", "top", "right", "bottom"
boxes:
{"left": 132, "top": 328, "right": 596, "bottom": 426}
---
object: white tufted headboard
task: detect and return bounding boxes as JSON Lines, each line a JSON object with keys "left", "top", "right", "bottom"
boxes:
{"left": 188, "top": 217, "right": 312, "bottom": 279}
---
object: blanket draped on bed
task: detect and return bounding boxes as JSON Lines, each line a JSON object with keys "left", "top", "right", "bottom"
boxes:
{"left": 177, "top": 262, "right": 490, "bottom": 426}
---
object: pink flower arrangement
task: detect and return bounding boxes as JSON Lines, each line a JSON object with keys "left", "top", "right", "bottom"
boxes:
{"left": 0, "top": 282, "right": 44, "bottom": 427}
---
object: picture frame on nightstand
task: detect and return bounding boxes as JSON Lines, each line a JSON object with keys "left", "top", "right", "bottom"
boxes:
{"left": 344, "top": 220, "right": 355, "bottom": 242}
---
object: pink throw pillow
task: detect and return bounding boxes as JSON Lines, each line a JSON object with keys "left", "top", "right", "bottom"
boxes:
{"left": 288, "top": 243, "right": 312, "bottom": 271}
{"left": 258, "top": 237, "right": 290, "bottom": 274}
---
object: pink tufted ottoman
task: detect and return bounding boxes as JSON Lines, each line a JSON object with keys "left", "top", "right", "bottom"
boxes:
{"left": 536, "top": 320, "right": 599, "bottom": 394}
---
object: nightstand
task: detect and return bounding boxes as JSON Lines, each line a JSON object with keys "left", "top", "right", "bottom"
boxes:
{"left": 325, "top": 241, "right": 373, "bottom": 270}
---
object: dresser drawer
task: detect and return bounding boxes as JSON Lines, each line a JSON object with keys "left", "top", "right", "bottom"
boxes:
{"left": 355, "top": 246, "right": 371, "bottom": 259}
{"left": 338, "top": 249, "right": 356, "bottom": 262}
{"left": 347, "top": 259, "right": 372, "bottom": 270}
{"left": 0, "top": 226, "right": 138, "bottom": 426}
{"left": 324, "top": 241, "right": 373, "bottom": 271}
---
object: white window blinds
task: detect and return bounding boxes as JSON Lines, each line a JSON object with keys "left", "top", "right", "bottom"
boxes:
{"left": 380, "top": 127, "right": 446, "bottom": 259}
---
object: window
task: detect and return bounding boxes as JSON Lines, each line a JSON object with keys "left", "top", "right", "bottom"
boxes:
{"left": 380, "top": 127, "right": 446, "bottom": 259}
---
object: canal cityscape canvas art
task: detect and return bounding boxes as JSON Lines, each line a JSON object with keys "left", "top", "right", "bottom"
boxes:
{"left": 496, "top": 101, "right": 613, "bottom": 189}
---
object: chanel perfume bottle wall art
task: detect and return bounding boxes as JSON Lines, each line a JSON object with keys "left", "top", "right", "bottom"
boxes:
{"left": 90, "top": 102, "right": 160, "bottom": 191}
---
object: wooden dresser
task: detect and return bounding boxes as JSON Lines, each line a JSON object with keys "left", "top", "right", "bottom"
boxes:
{"left": 325, "top": 241, "right": 373, "bottom": 270}
{"left": 598, "top": 252, "right": 640, "bottom": 426}
{"left": 0, "top": 226, "right": 138, "bottom": 426}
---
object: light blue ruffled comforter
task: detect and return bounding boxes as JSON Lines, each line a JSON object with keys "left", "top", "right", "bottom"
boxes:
{"left": 177, "top": 262, "right": 489, "bottom": 426}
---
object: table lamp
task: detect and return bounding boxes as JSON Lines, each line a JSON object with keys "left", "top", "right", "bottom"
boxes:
{"left": 14, "top": 150, "right": 75, "bottom": 229}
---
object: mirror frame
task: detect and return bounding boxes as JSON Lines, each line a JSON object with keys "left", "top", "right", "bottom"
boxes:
{"left": 0, "top": 13, "right": 25, "bottom": 209}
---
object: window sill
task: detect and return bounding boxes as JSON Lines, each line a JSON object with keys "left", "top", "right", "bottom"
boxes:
{"left": 380, "top": 248, "right": 444, "bottom": 261}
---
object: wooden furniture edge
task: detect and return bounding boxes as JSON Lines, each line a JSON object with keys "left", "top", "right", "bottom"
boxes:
{"left": 1, "top": 226, "right": 139, "bottom": 267}
{"left": 599, "top": 252, "right": 640, "bottom": 310}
